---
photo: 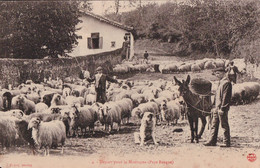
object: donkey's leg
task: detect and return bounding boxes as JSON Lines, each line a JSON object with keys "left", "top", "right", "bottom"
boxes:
{"left": 198, "top": 116, "right": 207, "bottom": 139}
{"left": 188, "top": 116, "right": 194, "bottom": 143}
{"left": 194, "top": 117, "right": 199, "bottom": 143}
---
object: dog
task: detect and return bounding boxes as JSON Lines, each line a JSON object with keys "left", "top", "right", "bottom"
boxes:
{"left": 134, "top": 112, "right": 158, "bottom": 146}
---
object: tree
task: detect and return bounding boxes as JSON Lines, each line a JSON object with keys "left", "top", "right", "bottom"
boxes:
{"left": 0, "top": 1, "right": 82, "bottom": 59}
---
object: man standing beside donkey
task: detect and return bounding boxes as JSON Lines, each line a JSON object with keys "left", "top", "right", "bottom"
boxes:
{"left": 204, "top": 67, "right": 232, "bottom": 147}
{"left": 87, "top": 66, "right": 118, "bottom": 104}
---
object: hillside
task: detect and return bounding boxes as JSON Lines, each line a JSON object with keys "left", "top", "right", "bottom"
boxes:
{"left": 107, "top": 0, "right": 260, "bottom": 61}
{"left": 134, "top": 39, "right": 179, "bottom": 56}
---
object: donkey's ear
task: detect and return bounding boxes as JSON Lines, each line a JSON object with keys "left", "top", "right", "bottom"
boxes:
{"left": 174, "top": 76, "right": 182, "bottom": 86}
{"left": 186, "top": 75, "right": 191, "bottom": 85}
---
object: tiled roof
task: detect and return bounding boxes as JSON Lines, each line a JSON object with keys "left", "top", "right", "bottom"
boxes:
{"left": 80, "top": 10, "right": 134, "bottom": 32}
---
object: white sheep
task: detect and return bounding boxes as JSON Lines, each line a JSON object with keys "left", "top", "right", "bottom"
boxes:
{"left": 0, "top": 109, "right": 24, "bottom": 119}
{"left": 158, "top": 90, "right": 176, "bottom": 101}
{"left": 115, "top": 98, "right": 133, "bottom": 124}
{"left": 85, "top": 94, "right": 96, "bottom": 105}
{"left": 131, "top": 102, "right": 159, "bottom": 120}
{"left": 178, "top": 64, "right": 192, "bottom": 72}
{"left": 11, "top": 95, "right": 20, "bottom": 109}
{"left": 18, "top": 95, "right": 36, "bottom": 115}
{"left": 0, "top": 116, "right": 19, "bottom": 149}
{"left": 65, "top": 95, "right": 84, "bottom": 107}
{"left": 159, "top": 100, "right": 185, "bottom": 125}
{"left": 26, "top": 92, "right": 41, "bottom": 104}
{"left": 70, "top": 105, "right": 98, "bottom": 136}
{"left": 191, "top": 64, "right": 201, "bottom": 72}
{"left": 62, "top": 87, "right": 71, "bottom": 98}
{"left": 204, "top": 61, "right": 216, "bottom": 69}
{"left": 98, "top": 102, "right": 122, "bottom": 132}
{"left": 35, "top": 102, "right": 49, "bottom": 113}
{"left": 50, "top": 94, "right": 67, "bottom": 107}
{"left": 130, "top": 93, "right": 146, "bottom": 107}
{"left": 28, "top": 117, "right": 66, "bottom": 156}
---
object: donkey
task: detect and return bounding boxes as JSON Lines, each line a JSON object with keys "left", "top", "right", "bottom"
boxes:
{"left": 174, "top": 75, "right": 211, "bottom": 143}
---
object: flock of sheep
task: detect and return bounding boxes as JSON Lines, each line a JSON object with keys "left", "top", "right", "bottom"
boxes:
{"left": 113, "top": 58, "right": 246, "bottom": 74}
{"left": 0, "top": 58, "right": 259, "bottom": 156}
{"left": 0, "top": 78, "right": 186, "bottom": 156}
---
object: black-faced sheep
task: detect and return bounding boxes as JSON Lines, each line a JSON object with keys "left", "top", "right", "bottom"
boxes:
{"left": 15, "top": 119, "right": 36, "bottom": 154}
{"left": 40, "top": 91, "right": 55, "bottom": 107}
{"left": 2, "top": 91, "right": 13, "bottom": 111}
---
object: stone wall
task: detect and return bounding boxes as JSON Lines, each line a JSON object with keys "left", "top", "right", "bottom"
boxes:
{"left": 0, "top": 48, "right": 123, "bottom": 88}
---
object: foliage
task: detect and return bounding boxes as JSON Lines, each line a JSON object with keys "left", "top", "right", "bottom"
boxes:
{"left": 0, "top": 1, "right": 82, "bottom": 59}
{"left": 106, "top": 0, "right": 260, "bottom": 57}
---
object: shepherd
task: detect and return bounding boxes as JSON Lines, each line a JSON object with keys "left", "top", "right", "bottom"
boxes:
{"left": 225, "top": 60, "right": 240, "bottom": 84}
{"left": 144, "top": 51, "right": 149, "bottom": 61}
{"left": 204, "top": 67, "right": 232, "bottom": 147}
{"left": 87, "top": 67, "right": 118, "bottom": 104}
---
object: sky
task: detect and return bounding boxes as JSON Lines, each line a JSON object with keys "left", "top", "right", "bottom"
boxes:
{"left": 90, "top": 0, "right": 182, "bottom": 15}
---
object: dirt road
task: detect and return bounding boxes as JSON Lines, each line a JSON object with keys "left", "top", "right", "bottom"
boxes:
{"left": 1, "top": 70, "right": 260, "bottom": 168}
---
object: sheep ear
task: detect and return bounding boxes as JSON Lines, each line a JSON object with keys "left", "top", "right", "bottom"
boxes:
{"left": 140, "top": 112, "right": 144, "bottom": 119}
{"left": 174, "top": 76, "right": 182, "bottom": 86}
{"left": 19, "top": 111, "right": 24, "bottom": 117}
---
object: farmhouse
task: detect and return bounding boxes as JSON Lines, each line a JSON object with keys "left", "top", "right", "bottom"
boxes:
{"left": 68, "top": 10, "right": 134, "bottom": 59}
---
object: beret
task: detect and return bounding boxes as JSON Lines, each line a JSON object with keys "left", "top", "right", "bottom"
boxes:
{"left": 96, "top": 66, "right": 103, "bottom": 71}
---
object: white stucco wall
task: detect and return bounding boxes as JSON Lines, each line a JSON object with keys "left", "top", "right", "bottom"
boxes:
{"left": 68, "top": 15, "right": 134, "bottom": 58}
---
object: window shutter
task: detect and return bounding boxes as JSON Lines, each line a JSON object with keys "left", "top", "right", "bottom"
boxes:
{"left": 87, "top": 38, "right": 92, "bottom": 49}
{"left": 99, "top": 37, "right": 103, "bottom": 49}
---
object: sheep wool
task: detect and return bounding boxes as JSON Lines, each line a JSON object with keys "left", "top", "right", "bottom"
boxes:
{"left": 0, "top": 116, "right": 19, "bottom": 148}
{"left": 28, "top": 118, "right": 66, "bottom": 156}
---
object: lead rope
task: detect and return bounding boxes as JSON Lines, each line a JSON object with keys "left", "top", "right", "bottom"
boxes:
{"left": 185, "top": 100, "right": 212, "bottom": 115}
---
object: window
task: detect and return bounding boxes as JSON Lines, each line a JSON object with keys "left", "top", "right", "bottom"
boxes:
{"left": 111, "top": 41, "right": 115, "bottom": 48}
{"left": 88, "top": 33, "right": 103, "bottom": 49}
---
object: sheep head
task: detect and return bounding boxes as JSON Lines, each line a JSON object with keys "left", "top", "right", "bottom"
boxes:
{"left": 159, "top": 101, "right": 167, "bottom": 121}
{"left": 28, "top": 117, "right": 41, "bottom": 129}
{"left": 11, "top": 109, "right": 25, "bottom": 119}
{"left": 142, "top": 112, "right": 154, "bottom": 122}
{"left": 132, "top": 107, "right": 142, "bottom": 119}
{"left": 51, "top": 107, "right": 61, "bottom": 114}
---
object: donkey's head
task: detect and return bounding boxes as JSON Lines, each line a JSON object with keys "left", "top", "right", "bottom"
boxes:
{"left": 174, "top": 75, "right": 191, "bottom": 97}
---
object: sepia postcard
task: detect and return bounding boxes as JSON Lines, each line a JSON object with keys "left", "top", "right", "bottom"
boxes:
{"left": 0, "top": 0, "right": 260, "bottom": 168}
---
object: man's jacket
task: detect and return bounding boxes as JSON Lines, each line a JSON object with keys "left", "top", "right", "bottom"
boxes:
{"left": 87, "top": 74, "right": 117, "bottom": 91}
{"left": 215, "top": 77, "right": 232, "bottom": 112}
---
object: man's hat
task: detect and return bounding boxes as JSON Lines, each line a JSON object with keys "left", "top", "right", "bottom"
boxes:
{"left": 96, "top": 66, "right": 103, "bottom": 71}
